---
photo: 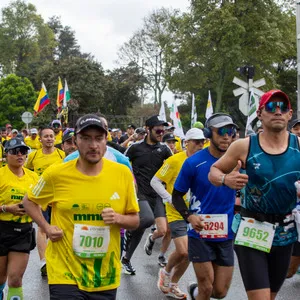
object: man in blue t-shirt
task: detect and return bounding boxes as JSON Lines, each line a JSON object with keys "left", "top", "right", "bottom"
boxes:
{"left": 172, "top": 113, "right": 237, "bottom": 300}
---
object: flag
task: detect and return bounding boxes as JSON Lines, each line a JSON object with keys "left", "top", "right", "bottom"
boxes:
{"left": 245, "top": 91, "right": 258, "bottom": 134}
{"left": 170, "top": 98, "right": 185, "bottom": 139}
{"left": 205, "top": 90, "right": 213, "bottom": 119}
{"left": 33, "top": 82, "right": 50, "bottom": 115}
{"left": 159, "top": 101, "right": 166, "bottom": 122}
{"left": 63, "top": 79, "right": 71, "bottom": 108}
{"left": 56, "top": 77, "right": 64, "bottom": 109}
{"left": 191, "top": 94, "right": 197, "bottom": 127}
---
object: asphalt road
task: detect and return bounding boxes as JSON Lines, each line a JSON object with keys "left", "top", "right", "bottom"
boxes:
{"left": 20, "top": 229, "right": 300, "bottom": 300}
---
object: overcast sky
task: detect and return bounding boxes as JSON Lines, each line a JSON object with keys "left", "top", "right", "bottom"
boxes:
{"left": 1, "top": 0, "right": 190, "bottom": 69}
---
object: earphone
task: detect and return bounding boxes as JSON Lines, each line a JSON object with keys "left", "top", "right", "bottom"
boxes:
{"left": 203, "top": 113, "right": 233, "bottom": 138}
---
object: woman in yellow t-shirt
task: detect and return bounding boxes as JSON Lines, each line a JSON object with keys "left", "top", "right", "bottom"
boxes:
{"left": 0, "top": 138, "right": 39, "bottom": 300}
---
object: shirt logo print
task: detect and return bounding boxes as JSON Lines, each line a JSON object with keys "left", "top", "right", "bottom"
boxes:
{"left": 110, "top": 192, "right": 120, "bottom": 200}
{"left": 253, "top": 163, "right": 261, "bottom": 170}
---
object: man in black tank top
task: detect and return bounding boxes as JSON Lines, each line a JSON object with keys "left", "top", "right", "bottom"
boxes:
{"left": 209, "top": 90, "right": 299, "bottom": 300}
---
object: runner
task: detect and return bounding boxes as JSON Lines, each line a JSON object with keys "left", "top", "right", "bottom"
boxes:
{"left": 209, "top": 90, "right": 299, "bottom": 300}
{"left": 152, "top": 128, "right": 205, "bottom": 299}
{"left": 122, "top": 115, "right": 173, "bottom": 275}
{"left": 23, "top": 114, "right": 139, "bottom": 300}
{"left": 172, "top": 113, "right": 237, "bottom": 300}
{"left": 0, "top": 138, "right": 38, "bottom": 300}
{"left": 25, "top": 126, "right": 65, "bottom": 277}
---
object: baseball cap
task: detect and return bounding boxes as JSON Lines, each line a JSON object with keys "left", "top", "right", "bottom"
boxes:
{"left": 290, "top": 119, "right": 300, "bottom": 129}
{"left": 112, "top": 128, "right": 119, "bottom": 133}
{"left": 4, "top": 137, "right": 29, "bottom": 152}
{"left": 206, "top": 113, "right": 237, "bottom": 128}
{"left": 62, "top": 128, "right": 75, "bottom": 143}
{"left": 145, "top": 115, "right": 168, "bottom": 127}
{"left": 165, "top": 122, "right": 175, "bottom": 130}
{"left": 193, "top": 121, "right": 204, "bottom": 129}
{"left": 30, "top": 128, "right": 38, "bottom": 134}
{"left": 185, "top": 128, "right": 205, "bottom": 141}
{"left": 51, "top": 120, "right": 61, "bottom": 126}
{"left": 75, "top": 114, "right": 107, "bottom": 135}
{"left": 11, "top": 129, "right": 18, "bottom": 134}
{"left": 135, "top": 127, "right": 146, "bottom": 135}
{"left": 258, "top": 89, "right": 291, "bottom": 111}
{"left": 6, "top": 123, "right": 12, "bottom": 128}
{"left": 127, "top": 124, "right": 136, "bottom": 130}
{"left": 163, "top": 133, "right": 178, "bottom": 143}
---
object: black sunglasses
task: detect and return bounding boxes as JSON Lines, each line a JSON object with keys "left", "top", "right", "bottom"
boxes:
{"left": 8, "top": 147, "right": 28, "bottom": 155}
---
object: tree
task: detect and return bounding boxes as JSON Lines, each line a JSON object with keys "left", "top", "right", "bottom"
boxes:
{"left": 0, "top": 74, "right": 36, "bottom": 129}
{"left": 118, "top": 8, "right": 178, "bottom": 105}
{"left": 0, "top": 0, "right": 56, "bottom": 87}
{"left": 165, "top": 0, "right": 296, "bottom": 113}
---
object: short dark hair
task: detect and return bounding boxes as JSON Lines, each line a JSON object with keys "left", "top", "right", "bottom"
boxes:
{"left": 40, "top": 126, "right": 54, "bottom": 137}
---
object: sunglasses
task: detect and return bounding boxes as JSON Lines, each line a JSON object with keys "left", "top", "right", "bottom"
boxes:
{"left": 217, "top": 127, "right": 235, "bottom": 137}
{"left": 264, "top": 101, "right": 289, "bottom": 113}
{"left": 52, "top": 124, "right": 60, "bottom": 128}
{"left": 8, "top": 147, "right": 28, "bottom": 155}
{"left": 154, "top": 129, "right": 165, "bottom": 135}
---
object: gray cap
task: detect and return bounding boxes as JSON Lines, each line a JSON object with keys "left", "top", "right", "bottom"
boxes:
{"left": 206, "top": 113, "right": 237, "bottom": 128}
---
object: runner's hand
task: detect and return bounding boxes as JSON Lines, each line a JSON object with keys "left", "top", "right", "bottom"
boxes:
{"left": 6, "top": 204, "right": 26, "bottom": 216}
{"left": 102, "top": 208, "right": 120, "bottom": 225}
{"left": 188, "top": 215, "right": 205, "bottom": 233}
{"left": 224, "top": 160, "right": 248, "bottom": 190}
{"left": 46, "top": 225, "right": 63, "bottom": 242}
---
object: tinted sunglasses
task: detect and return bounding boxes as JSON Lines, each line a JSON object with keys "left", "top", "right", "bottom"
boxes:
{"left": 52, "top": 124, "right": 60, "bottom": 128}
{"left": 264, "top": 101, "right": 289, "bottom": 113}
{"left": 154, "top": 129, "right": 165, "bottom": 135}
{"left": 217, "top": 127, "right": 235, "bottom": 137}
{"left": 8, "top": 147, "right": 28, "bottom": 155}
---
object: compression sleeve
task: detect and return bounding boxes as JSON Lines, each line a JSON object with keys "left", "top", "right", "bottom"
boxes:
{"left": 172, "top": 188, "right": 192, "bottom": 222}
{"left": 150, "top": 176, "right": 172, "bottom": 203}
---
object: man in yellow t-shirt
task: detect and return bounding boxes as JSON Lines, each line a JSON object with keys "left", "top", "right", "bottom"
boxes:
{"left": 24, "top": 128, "right": 41, "bottom": 151}
{"left": 23, "top": 114, "right": 139, "bottom": 299}
{"left": 25, "top": 126, "right": 65, "bottom": 277}
{"left": 51, "top": 120, "right": 63, "bottom": 146}
{"left": 151, "top": 128, "right": 205, "bottom": 299}
{"left": 0, "top": 137, "right": 38, "bottom": 300}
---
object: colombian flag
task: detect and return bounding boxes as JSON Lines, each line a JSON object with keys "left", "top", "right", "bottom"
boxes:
{"left": 56, "top": 77, "right": 64, "bottom": 109}
{"left": 34, "top": 82, "right": 50, "bottom": 115}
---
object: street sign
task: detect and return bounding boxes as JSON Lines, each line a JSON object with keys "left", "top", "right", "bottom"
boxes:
{"left": 21, "top": 111, "right": 33, "bottom": 124}
{"left": 232, "top": 77, "right": 265, "bottom": 116}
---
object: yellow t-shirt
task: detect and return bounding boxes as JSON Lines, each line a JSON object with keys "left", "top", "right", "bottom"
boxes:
{"left": 28, "top": 158, "right": 139, "bottom": 291}
{"left": 26, "top": 148, "right": 65, "bottom": 176}
{"left": 203, "top": 140, "right": 210, "bottom": 148}
{"left": 54, "top": 131, "right": 63, "bottom": 145}
{"left": 25, "top": 136, "right": 42, "bottom": 150}
{"left": 175, "top": 136, "right": 183, "bottom": 153}
{"left": 155, "top": 151, "right": 188, "bottom": 223}
{"left": 0, "top": 165, "right": 38, "bottom": 223}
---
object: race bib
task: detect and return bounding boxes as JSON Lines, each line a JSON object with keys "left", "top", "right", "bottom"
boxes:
{"left": 235, "top": 218, "right": 275, "bottom": 253}
{"left": 73, "top": 224, "right": 110, "bottom": 258}
{"left": 200, "top": 214, "right": 228, "bottom": 238}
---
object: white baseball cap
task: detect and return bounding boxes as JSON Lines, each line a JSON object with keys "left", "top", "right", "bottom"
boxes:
{"left": 31, "top": 128, "right": 38, "bottom": 134}
{"left": 185, "top": 128, "right": 205, "bottom": 141}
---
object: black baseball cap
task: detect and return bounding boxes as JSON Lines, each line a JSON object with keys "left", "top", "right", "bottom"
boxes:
{"left": 135, "top": 127, "right": 146, "bottom": 135}
{"left": 163, "top": 133, "right": 178, "bottom": 143}
{"left": 127, "top": 124, "right": 136, "bottom": 129}
{"left": 4, "top": 137, "right": 29, "bottom": 152}
{"left": 75, "top": 114, "right": 107, "bottom": 135}
{"left": 290, "top": 119, "right": 300, "bottom": 129}
{"left": 145, "top": 115, "right": 168, "bottom": 127}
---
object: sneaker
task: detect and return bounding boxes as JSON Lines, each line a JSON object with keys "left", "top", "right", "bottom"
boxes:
{"left": 121, "top": 257, "right": 136, "bottom": 275}
{"left": 157, "top": 268, "right": 171, "bottom": 294}
{"left": 158, "top": 255, "right": 168, "bottom": 267}
{"left": 123, "top": 230, "right": 132, "bottom": 252}
{"left": 40, "top": 263, "right": 47, "bottom": 277}
{"left": 187, "top": 282, "right": 197, "bottom": 300}
{"left": 144, "top": 233, "right": 154, "bottom": 256}
{"left": 151, "top": 224, "right": 156, "bottom": 233}
{"left": 168, "top": 284, "right": 187, "bottom": 299}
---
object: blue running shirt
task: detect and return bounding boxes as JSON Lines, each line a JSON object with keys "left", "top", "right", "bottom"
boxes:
{"left": 244, "top": 133, "right": 300, "bottom": 246}
{"left": 174, "top": 148, "right": 235, "bottom": 241}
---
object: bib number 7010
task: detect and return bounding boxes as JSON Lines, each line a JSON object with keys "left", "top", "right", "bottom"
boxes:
{"left": 80, "top": 235, "right": 104, "bottom": 248}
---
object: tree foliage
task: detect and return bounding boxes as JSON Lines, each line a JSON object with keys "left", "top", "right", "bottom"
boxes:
{"left": 0, "top": 74, "right": 36, "bottom": 129}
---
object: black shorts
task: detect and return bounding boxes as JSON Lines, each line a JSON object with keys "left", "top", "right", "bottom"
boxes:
{"left": 292, "top": 242, "right": 300, "bottom": 256}
{"left": 169, "top": 220, "right": 187, "bottom": 239}
{"left": 49, "top": 284, "right": 117, "bottom": 300}
{"left": 235, "top": 243, "right": 293, "bottom": 292}
{"left": 188, "top": 237, "right": 234, "bottom": 266}
{"left": 0, "top": 221, "right": 35, "bottom": 256}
